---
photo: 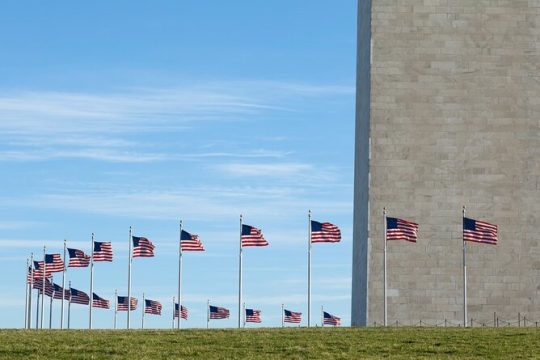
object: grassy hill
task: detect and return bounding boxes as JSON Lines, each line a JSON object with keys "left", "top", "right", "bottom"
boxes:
{"left": 0, "top": 327, "right": 538, "bottom": 359}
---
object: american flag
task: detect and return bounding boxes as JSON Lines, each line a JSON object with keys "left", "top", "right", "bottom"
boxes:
{"left": 93, "top": 242, "right": 113, "bottom": 262}
{"left": 284, "top": 309, "right": 302, "bottom": 323}
{"left": 144, "top": 299, "right": 162, "bottom": 315}
{"left": 464, "top": 217, "right": 498, "bottom": 245}
{"left": 245, "top": 309, "right": 261, "bottom": 323}
{"left": 67, "top": 248, "right": 90, "bottom": 267}
{"left": 69, "top": 288, "right": 90, "bottom": 305}
{"left": 117, "top": 296, "right": 137, "bottom": 311}
{"left": 180, "top": 230, "right": 205, "bottom": 251}
{"left": 52, "top": 283, "right": 70, "bottom": 300}
{"left": 174, "top": 303, "right": 188, "bottom": 320}
{"left": 323, "top": 311, "right": 341, "bottom": 326}
{"left": 132, "top": 236, "right": 155, "bottom": 257}
{"left": 92, "top": 293, "right": 110, "bottom": 309}
{"left": 44, "top": 253, "right": 65, "bottom": 273}
{"left": 241, "top": 224, "right": 268, "bottom": 247}
{"left": 311, "top": 220, "right": 341, "bottom": 243}
{"left": 386, "top": 217, "right": 419, "bottom": 243}
{"left": 26, "top": 266, "right": 47, "bottom": 283}
{"left": 33, "top": 278, "right": 54, "bottom": 297}
{"left": 209, "top": 305, "right": 229, "bottom": 319}
{"left": 33, "top": 261, "right": 53, "bottom": 278}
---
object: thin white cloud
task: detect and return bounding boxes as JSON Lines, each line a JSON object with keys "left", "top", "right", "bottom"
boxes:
{"left": 215, "top": 163, "right": 313, "bottom": 177}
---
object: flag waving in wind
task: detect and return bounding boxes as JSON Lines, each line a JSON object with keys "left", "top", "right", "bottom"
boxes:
{"left": 180, "top": 230, "right": 205, "bottom": 251}
{"left": 463, "top": 217, "right": 498, "bottom": 245}
{"left": 209, "top": 305, "right": 229, "bottom": 319}
{"left": 241, "top": 225, "right": 268, "bottom": 247}
{"left": 67, "top": 248, "right": 90, "bottom": 267}
{"left": 117, "top": 296, "right": 137, "bottom": 311}
{"left": 311, "top": 221, "right": 341, "bottom": 243}
{"left": 323, "top": 311, "right": 341, "bottom": 326}
{"left": 144, "top": 299, "right": 162, "bottom": 315}
{"left": 174, "top": 303, "right": 188, "bottom": 320}
{"left": 245, "top": 309, "right": 261, "bottom": 323}
{"left": 284, "top": 309, "right": 302, "bottom": 324}
{"left": 69, "top": 288, "right": 90, "bottom": 305}
{"left": 132, "top": 236, "right": 155, "bottom": 257}
{"left": 386, "top": 217, "right": 419, "bottom": 243}
{"left": 44, "top": 254, "right": 64, "bottom": 273}
{"left": 93, "top": 242, "right": 113, "bottom": 262}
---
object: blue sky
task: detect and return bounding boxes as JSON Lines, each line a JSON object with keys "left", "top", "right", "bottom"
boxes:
{"left": 0, "top": 1, "right": 356, "bottom": 328}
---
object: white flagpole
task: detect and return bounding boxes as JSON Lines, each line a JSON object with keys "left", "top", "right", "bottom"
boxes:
{"left": 141, "top": 293, "right": 145, "bottom": 329}
{"left": 28, "top": 252, "right": 34, "bottom": 329}
{"left": 61, "top": 239, "right": 67, "bottom": 329}
{"left": 24, "top": 258, "right": 29, "bottom": 329}
{"left": 49, "top": 286, "right": 53, "bottom": 329}
{"left": 67, "top": 281, "right": 71, "bottom": 329}
{"left": 383, "top": 207, "right": 387, "bottom": 327}
{"left": 281, "top": 304, "right": 284, "bottom": 328}
{"left": 89, "top": 233, "right": 95, "bottom": 329}
{"left": 41, "top": 246, "right": 46, "bottom": 330}
{"left": 113, "top": 289, "right": 117, "bottom": 330}
{"left": 35, "top": 287, "right": 40, "bottom": 330}
{"left": 238, "top": 214, "right": 243, "bottom": 329}
{"left": 462, "top": 206, "right": 468, "bottom": 327}
{"left": 242, "top": 302, "right": 246, "bottom": 328}
{"left": 206, "top": 299, "right": 210, "bottom": 329}
{"left": 307, "top": 210, "right": 312, "bottom": 327}
{"left": 321, "top": 305, "right": 324, "bottom": 327}
{"left": 172, "top": 296, "right": 175, "bottom": 329}
{"left": 177, "top": 220, "right": 183, "bottom": 330}
{"left": 127, "top": 226, "right": 133, "bottom": 329}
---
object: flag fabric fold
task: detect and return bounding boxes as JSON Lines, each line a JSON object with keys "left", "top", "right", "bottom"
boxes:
{"left": 67, "top": 248, "right": 90, "bottom": 267}
{"left": 323, "top": 311, "right": 341, "bottom": 326}
{"left": 174, "top": 303, "right": 188, "bottom": 320}
{"left": 117, "top": 296, "right": 137, "bottom": 311}
{"left": 284, "top": 309, "right": 302, "bottom": 323}
{"left": 463, "top": 217, "right": 498, "bottom": 245}
{"left": 245, "top": 309, "right": 261, "bottom": 323}
{"left": 310, "top": 221, "right": 341, "bottom": 243}
{"left": 93, "top": 242, "right": 113, "bottom": 262}
{"left": 180, "top": 230, "right": 205, "bottom": 251}
{"left": 69, "top": 288, "right": 90, "bottom": 305}
{"left": 52, "top": 283, "right": 70, "bottom": 300}
{"left": 92, "top": 293, "right": 110, "bottom": 309}
{"left": 132, "top": 236, "right": 155, "bottom": 257}
{"left": 209, "top": 305, "right": 229, "bottom": 319}
{"left": 44, "top": 254, "right": 64, "bottom": 273}
{"left": 386, "top": 217, "right": 419, "bottom": 243}
{"left": 241, "top": 225, "right": 268, "bottom": 247}
{"left": 144, "top": 299, "right": 162, "bottom": 315}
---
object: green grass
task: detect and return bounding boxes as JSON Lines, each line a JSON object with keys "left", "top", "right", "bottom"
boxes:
{"left": 0, "top": 327, "right": 538, "bottom": 359}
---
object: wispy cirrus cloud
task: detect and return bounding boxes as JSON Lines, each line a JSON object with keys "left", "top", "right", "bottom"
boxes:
{"left": 0, "top": 80, "right": 353, "bottom": 162}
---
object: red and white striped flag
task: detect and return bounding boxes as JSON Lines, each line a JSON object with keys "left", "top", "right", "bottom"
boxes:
{"left": 464, "top": 217, "right": 498, "bottom": 245}
{"left": 67, "top": 248, "right": 90, "bottom": 267}
{"left": 245, "top": 309, "right": 261, "bottom": 323}
{"left": 284, "top": 309, "right": 302, "bottom": 323}
{"left": 241, "top": 225, "right": 268, "bottom": 247}
{"left": 174, "top": 303, "right": 188, "bottom": 320}
{"left": 180, "top": 230, "right": 204, "bottom": 251}
{"left": 132, "top": 237, "right": 155, "bottom": 257}
{"left": 386, "top": 217, "right": 418, "bottom": 243}
{"left": 311, "top": 220, "right": 341, "bottom": 243}
{"left": 92, "top": 293, "right": 110, "bottom": 309}
{"left": 93, "top": 242, "right": 113, "bottom": 262}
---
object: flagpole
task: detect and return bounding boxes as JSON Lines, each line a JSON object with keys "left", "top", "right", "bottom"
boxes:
{"left": 35, "top": 287, "right": 40, "bottom": 330}
{"left": 28, "top": 252, "right": 34, "bottom": 330}
{"left": 41, "top": 246, "right": 46, "bottom": 330}
{"left": 127, "top": 226, "right": 132, "bottom": 329}
{"left": 206, "top": 299, "right": 209, "bottom": 329}
{"left": 308, "top": 210, "right": 312, "bottom": 327}
{"left": 61, "top": 239, "right": 66, "bottom": 330}
{"left": 49, "top": 287, "right": 53, "bottom": 329}
{"left": 462, "top": 206, "right": 467, "bottom": 327}
{"left": 238, "top": 214, "right": 243, "bottom": 329}
{"left": 67, "top": 281, "right": 71, "bottom": 329}
{"left": 242, "top": 302, "right": 246, "bottom": 328}
{"left": 114, "top": 289, "right": 117, "bottom": 330}
{"left": 281, "top": 304, "right": 284, "bottom": 328}
{"left": 383, "top": 207, "right": 387, "bottom": 327}
{"left": 321, "top": 305, "right": 324, "bottom": 327}
{"left": 141, "top": 293, "right": 145, "bottom": 329}
{"left": 177, "top": 220, "right": 183, "bottom": 330}
{"left": 89, "top": 233, "right": 95, "bottom": 329}
{"left": 24, "top": 258, "right": 29, "bottom": 329}
{"left": 172, "top": 296, "right": 175, "bottom": 329}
